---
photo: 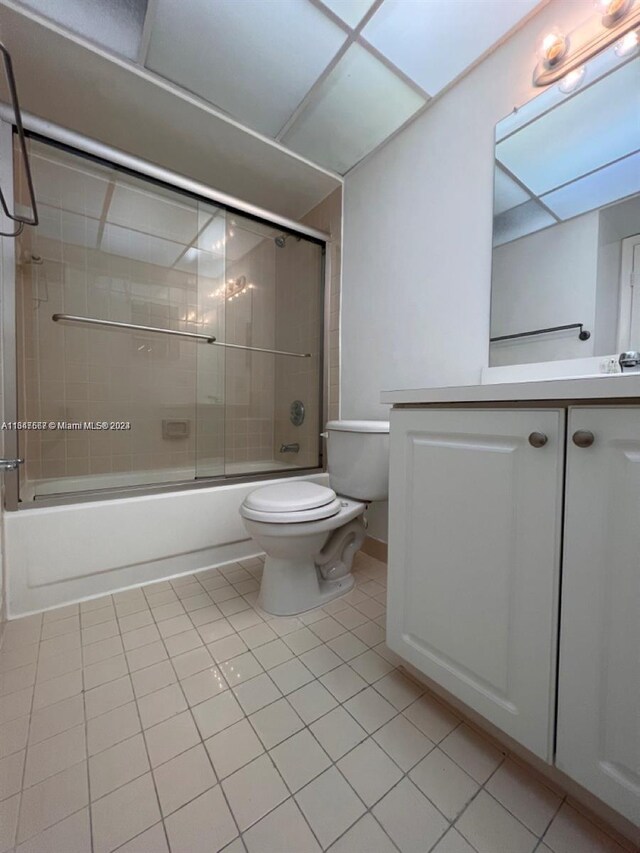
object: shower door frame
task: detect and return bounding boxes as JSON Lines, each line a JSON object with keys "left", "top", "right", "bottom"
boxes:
{"left": 0, "top": 108, "right": 332, "bottom": 511}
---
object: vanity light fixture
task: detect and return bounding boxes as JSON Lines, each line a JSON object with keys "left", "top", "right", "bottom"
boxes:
{"left": 539, "top": 30, "right": 569, "bottom": 67}
{"left": 558, "top": 65, "right": 587, "bottom": 93}
{"left": 614, "top": 27, "right": 640, "bottom": 54}
{"left": 533, "top": 0, "right": 640, "bottom": 85}
{"left": 599, "top": 0, "right": 632, "bottom": 28}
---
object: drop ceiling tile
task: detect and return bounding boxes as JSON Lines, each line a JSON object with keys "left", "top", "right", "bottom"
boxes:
{"left": 320, "top": 0, "right": 376, "bottom": 28}
{"left": 17, "top": 0, "right": 148, "bottom": 59}
{"left": 282, "top": 43, "right": 425, "bottom": 174}
{"left": 362, "top": 0, "right": 541, "bottom": 95}
{"left": 146, "top": 0, "right": 348, "bottom": 137}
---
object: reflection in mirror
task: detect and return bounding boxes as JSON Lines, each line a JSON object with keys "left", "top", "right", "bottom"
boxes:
{"left": 490, "top": 49, "right": 640, "bottom": 367}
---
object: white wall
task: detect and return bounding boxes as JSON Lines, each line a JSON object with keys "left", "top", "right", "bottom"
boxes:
{"left": 490, "top": 212, "right": 600, "bottom": 365}
{"left": 341, "top": 0, "right": 594, "bottom": 421}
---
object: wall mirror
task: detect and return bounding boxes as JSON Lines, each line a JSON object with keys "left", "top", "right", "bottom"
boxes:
{"left": 489, "top": 46, "right": 640, "bottom": 367}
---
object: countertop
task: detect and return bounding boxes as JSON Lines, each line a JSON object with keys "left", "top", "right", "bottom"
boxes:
{"left": 381, "top": 373, "right": 640, "bottom": 405}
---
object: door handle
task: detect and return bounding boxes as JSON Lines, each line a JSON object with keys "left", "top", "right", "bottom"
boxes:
{"left": 572, "top": 430, "right": 595, "bottom": 448}
{"left": 528, "top": 432, "right": 548, "bottom": 448}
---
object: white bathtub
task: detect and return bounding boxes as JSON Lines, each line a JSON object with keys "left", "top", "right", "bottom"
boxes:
{"left": 22, "top": 460, "right": 299, "bottom": 500}
{"left": 4, "top": 469, "right": 329, "bottom": 617}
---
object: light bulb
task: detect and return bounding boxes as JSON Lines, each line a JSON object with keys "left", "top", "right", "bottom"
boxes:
{"left": 539, "top": 30, "right": 568, "bottom": 67}
{"left": 614, "top": 29, "right": 639, "bottom": 56}
{"left": 558, "top": 65, "right": 586, "bottom": 93}
{"left": 598, "top": 0, "right": 630, "bottom": 24}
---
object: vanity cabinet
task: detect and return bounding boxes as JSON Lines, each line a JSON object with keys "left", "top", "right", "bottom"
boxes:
{"left": 556, "top": 407, "right": 640, "bottom": 824}
{"left": 386, "top": 408, "right": 565, "bottom": 761}
{"left": 387, "top": 404, "right": 640, "bottom": 824}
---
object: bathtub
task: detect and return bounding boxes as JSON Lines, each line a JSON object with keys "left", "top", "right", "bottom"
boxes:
{"left": 21, "top": 460, "right": 299, "bottom": 500}
{"left": 4, "top": 469, "right": 329, "bottom": 617}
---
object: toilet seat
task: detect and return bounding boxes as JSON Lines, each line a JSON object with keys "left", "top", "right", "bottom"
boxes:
{"left": 241, "top": 481, "right": 342, "bottom": 523}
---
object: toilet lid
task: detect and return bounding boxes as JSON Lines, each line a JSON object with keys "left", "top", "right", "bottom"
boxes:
{"left": 243, "top": 481, "right": 336, "bottom": 514}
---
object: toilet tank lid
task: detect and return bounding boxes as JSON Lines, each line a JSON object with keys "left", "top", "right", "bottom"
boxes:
{"left": 326, "top": 420, "right": 389, "bottom": 434}
{"left": 243, "top": 481, "right": 337, "bottom": 513}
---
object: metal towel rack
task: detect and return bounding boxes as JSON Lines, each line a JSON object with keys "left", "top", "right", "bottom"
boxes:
{"left": 0, "top": 41, "right": 38, "bottom": 237}
{"left": 52, "top": 314, "right": 312, "bottom": 358}
{"left": 490, "top": 323, "right": 591, "bottom": 343}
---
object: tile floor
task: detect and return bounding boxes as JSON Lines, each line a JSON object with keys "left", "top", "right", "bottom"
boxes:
{"left": 0, "top": 553, "right": 633, "bottom": 853}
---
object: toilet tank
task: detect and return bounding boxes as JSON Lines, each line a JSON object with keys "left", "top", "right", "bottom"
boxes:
{"left": 326, "top": 420, "right": 390, "bottom": 501}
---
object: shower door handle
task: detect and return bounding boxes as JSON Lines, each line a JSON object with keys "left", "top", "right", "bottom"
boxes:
{"left": 0, "top": 457, "right": 23, "bottom": 471}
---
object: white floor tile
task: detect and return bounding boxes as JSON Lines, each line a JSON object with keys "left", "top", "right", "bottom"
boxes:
{"left": 431, "top": 827, "right": 478, "bottom": 853}
{"left": 89, "top": 732, "right": 150, "bottom": 800}
{"left": 456, "top": 790, "right": 538, "bottom": 853}
{"left": 485, "top": 758, "right": 562, "bottom": 836}
{"left": 344, "top": 686, "right": 397, "bottom": 733}
{"left": 249, "top": 698, "right": 304, "bottom": 749}
{"left": 327, "top": 813, "right": 397, "bottom": 853}
{"left": 299, "top": 645, "right": 342, "bottom": 677}
{"left": 208, "top": 635, "right": 248, "bottom": 664}
{"left": 282, "top": 628, "right": 322, "bottom": 656}
{"left": 205, "top": 718, "right": 264, "bottom": 779}
{"left": 222, "top": 754, "right": 288, "bottom": 831}
{"left": 310, "top": 706, "right": 367, "bottom": 760}
{"left": 91, "top": 772, "right": 161, "bottom": 853}
{"left": 153, "top": 743, "right": 216, "bottom": 816}
{"left": 337, "top": 738, "right": 403, "bottom": 807}
{"left": 403, "top": 693, "right": 460, "bottom": 743}
{"left": 137, "top": 683, "right": 187, "bottom": 730}
{"left": 24, "top": 724, "right": 86, "bottom": 787}
{"left": 87, "top": 701, "right": 141, "bottom": 756}
{"left": 144, "top": 710, "right": 200, "bottom": 768}
{"left": 83, "top": 654, "right": 128, "bottom": 691}
{"left": 268, "top": 658, "right": 314, "bottom": 694}
{"left": 326, "top": 632, "right": 368, "bottom": 661}
{"left": 270, "top": 729, "right": 331, "bottom": 791}
{"left": 409, "top": 748, "right": 480, "bottom": 820}
{"left": 243, "top": 798, "right": 320, "bottom": 853}
{"left": 84, "top": 675, "right": 134, "bottom": 720}
{"left": 17, "top": 762, "right": 89, "bottom": 845}
{"left": 233, "top": 673, "right": 281, "bottom": 715}
{"left": 295, "top": 766, "right": 365, "bottom": 848}
{"left": 114, "top": 822, "right": 169, "bottom": 853}
{"left": 309, "top": 616, "right": 347, "bottom": 642}
{"left": 373, "top": 778, "right": 449, "bottom": 853}
{"left": 349, "top": 650, "right": 395, "bottom": 684}
{"left": 220, "top": 652, "right": 263, "bottom": 687}
{"left": 373, "top": 714, "right": 434, "bottom": 771}
{"left": 192, "top": 690, "right": 244, "bottom": 739}
{"left": 319, "top": 664, "right": 367, "bottom": 702}
{"left": 373, "top": 669, "right": 423, "bottom": 710}
{"left": 131, "top": 661, "right": 176, "bottom": 699}
{"left": 0, "top": 715, "right": 29, "bottom": 760}
{"left": 0, "top": 749, "right": 24, "bottom": 800}
{"left": 440, "top": 724, "right": 504, "bottom": 784}
{"left": 171, "top": 646, "right": 214, "bottom": 680}
{"left": 29, "top": 694, "right": 85, "bottom": 747}
{"left": 180, "top": 665, "right": 227, "bottom": 706}
{"left": 287, "top": 680, "right": 338, "bottom": 724}
{"left": 15, "top": 807, "right": 90, "bottom": 853}
{"left": 543, "top": 803, "right": 628, "bottom": 853}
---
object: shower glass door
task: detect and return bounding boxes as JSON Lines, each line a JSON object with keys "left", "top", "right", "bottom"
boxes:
{"left": 15, "top": 137, "right": 226, "bottom": 499}
{"left": 12, "top": 134, "right": 324, "bottom": 503}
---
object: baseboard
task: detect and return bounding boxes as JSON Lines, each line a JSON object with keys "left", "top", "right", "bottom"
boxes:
{"left": 362, "top": 535, "right": 388, "bottom": 563}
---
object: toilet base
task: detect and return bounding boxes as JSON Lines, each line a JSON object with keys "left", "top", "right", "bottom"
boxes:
{"left": 258, "top": 556, "right": 354, "bottom": 616}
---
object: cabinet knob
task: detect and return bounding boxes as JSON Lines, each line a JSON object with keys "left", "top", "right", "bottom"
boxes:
{"left": 528, "top": 432, "right": 548, "bottom": 448}
{"left": 572, "top": 430, "right": 595, "bottom": 448}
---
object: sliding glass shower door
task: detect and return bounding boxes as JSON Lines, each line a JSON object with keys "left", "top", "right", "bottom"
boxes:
{"left": 12, "top": 135, "right": 323, "bottom": 502}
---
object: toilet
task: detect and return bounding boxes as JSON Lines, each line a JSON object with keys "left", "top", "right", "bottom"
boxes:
{"left": 240, "top": 420, "right": 389, "bottom": 615}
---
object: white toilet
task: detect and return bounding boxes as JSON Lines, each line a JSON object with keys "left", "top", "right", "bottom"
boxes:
{"left": 240, "top": 420, "right": 389, "bottom": 616}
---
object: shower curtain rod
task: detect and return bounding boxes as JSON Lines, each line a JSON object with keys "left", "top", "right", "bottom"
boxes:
{"left": 52, "top": 314, "right": 312, "bottom": 358}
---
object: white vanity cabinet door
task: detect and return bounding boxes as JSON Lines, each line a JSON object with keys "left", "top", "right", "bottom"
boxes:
{"left": 556, "top": 407, "right": 640, "bottom": 825}
{"left": 387, "top": 408, "right": 564, "bottom": 760}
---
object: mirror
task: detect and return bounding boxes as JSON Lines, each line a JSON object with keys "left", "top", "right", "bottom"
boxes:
{"left": 489, "top": 50, "right": 640, "bottom": 367}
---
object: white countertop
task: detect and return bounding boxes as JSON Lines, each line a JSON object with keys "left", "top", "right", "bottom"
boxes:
{"left": 381, "top": 373, "right": 640, "bottom": 405}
